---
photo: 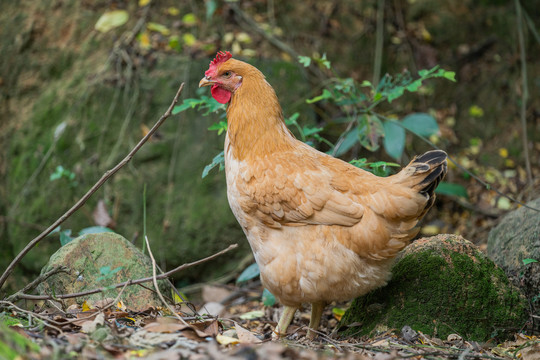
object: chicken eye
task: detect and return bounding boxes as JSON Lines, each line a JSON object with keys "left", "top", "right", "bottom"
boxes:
{"left": 223, "top": 71, "right": 232, "bottom": 77}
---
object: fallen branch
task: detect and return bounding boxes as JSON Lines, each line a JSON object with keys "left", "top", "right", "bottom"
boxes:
{"left": 145, "top": 235, "right": 190, "bottom": 327}
{"left": 0, "top": 83, "right": 185, "bottom": 291}
{"left": 5, "top": 266, "right": 69, "bottom": 303}
{"left": 8, "top": 243, "right": 237, "bottom": 301}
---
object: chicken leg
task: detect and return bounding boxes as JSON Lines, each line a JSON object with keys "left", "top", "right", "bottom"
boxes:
{"left": 272, "top": 306, "right": 298, "bottom": 339}
{"left": 307, "top": 302, "right": 326, "bottom": 340}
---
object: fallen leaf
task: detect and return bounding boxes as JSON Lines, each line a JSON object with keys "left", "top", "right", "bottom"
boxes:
{"left": 216, "top": 334, "right": 239, "bottom": 345}
{"left": 234, "top": 322, "right": 262, "bottom": 344}
{"left": 93, "top": 200, "right": 115, "bottom": 228}
{"left": 95, "top": 10, "right": 129, "bottom": 33}
{"left": 239, "top": 310, "right": 264, "bottom": 320}
{"left": 80, "top": 313, "right": 105, "bottom": 333}
{"left": 202, "top": 285, "right": 232, "bottom": 303}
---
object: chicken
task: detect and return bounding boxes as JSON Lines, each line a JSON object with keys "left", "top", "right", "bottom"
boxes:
{"left": 199, "top": 51, "right": 447, "bottom": 339}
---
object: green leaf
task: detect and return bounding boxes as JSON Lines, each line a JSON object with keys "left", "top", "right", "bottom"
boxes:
{"left": 262, "top": 288, "right": 276, "bottom": 306}
{"left": 333, "top": 127, "right": 359, "bottom": 157}
{"left": 358, "top": 115, "right": 384, "bottom": 151}
{"left": 402, "top": 113, "right": 439, "bottom": 137}
{"left": 147, "top": 22, "right": 170, "bottom": 35}
{"left": 78, "top": 226, "right": 114, "bottom": 236}
{"left": 59, "top": 230, "right": 73, "bottom": 246}
{"left": 284, "top": 112, "right": 300, "bottom": 125}
{"left": 383, "top": 120, "right": 405, "bottom": 160}
{"left": 95, "top": 10, "right": 129, "bottom": 33}
{"left": 435, "top": 182, "right": 469, "bottom": 198}
{"left": 202, "top": 151, "right": 225, "bottom": 178}
{"left": 442, "top": 70, "right": 456, "bottom": 82}
{"left": 298, "top": 56, "right": 311, "bottom": 67}
{"left": 236, "top": 263, "right": 260, "bottom": 283}
{"left": 306, "top": 89, "right": 332, "bottom": 104}
{"left": 523, "top": 258, "right": 538, "bottom": 265}
{"left": 360, "top": 80, "right": 372, "bottom": 88}
{"left": 208, "top": 121, "right": 228, "bottom": 135}
{"left": 205, "top": 0, "right": 218, "bottom": 20}
{"left": 302, "top": 126, "right": 323, "bottom": 137}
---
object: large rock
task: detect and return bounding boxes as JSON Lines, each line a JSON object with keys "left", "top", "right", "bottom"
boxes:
{"left": 340, "top": 234, "right": 528, "bottom": 341}
{"left": 38, "top": 232, "right": 171, "bottom": 311}
{"left": 487, "top": 197, "right": 540, "bottom": 310}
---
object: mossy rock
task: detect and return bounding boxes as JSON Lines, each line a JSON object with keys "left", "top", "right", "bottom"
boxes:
{"left": 38, "top": 232, "right": 171, "bottom": 311}
{"left": 339, "top": 234, "right": 528, "bottom": 341}
{"left": 487, "top": 197, "right": 540, "bottom": 311}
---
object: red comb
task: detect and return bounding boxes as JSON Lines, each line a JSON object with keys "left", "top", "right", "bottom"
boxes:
{"left": 205, "top": 51, "right": 232, "bottom": 77}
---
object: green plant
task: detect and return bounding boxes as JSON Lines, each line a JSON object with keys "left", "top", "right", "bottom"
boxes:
{"left": 49, "top": 226, "right": 115, "bottom": 246}
{"left": 49, "top": 165, "right": 78, "bottom": 187}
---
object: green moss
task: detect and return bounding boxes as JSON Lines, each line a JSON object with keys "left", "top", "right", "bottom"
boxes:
{"left": 340, "top": 235, "right": 528, "bottom": 341}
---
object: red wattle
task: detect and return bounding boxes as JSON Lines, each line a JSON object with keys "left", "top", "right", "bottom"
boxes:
{"left": 211, "top": 85, "right": 232, "bottom": 104}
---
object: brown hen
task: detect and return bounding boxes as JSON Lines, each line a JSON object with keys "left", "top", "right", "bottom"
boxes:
{"left": 199, "top": 51, "right": 447, "bottom": 339}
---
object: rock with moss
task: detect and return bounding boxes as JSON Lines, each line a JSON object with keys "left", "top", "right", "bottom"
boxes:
{"left": 487, "top": 197, "right": 540, "bottom": 311}
{"left": 339, "top": 234, "right": 528, "bottom": 341}
{"left": 38, "top": 232, "right": 171, "bottom": 311}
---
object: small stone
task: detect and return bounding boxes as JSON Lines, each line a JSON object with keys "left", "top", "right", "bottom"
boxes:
{"left": 401, "top": 325, "right": 418, "bottom": 342}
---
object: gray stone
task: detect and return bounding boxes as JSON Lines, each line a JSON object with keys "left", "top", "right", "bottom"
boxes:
{"left": 38, "top": 232, "right": 171, "bottom": 311}
{"left": 487, "top": 197, "right": 540, "bottom": 308}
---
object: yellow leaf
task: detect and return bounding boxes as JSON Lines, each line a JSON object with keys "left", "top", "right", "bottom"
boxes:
{"left": 216, "top": 334, "right": 239, "bottom": 345}
{"left": 138, "top": 31, "right": 151, "bottom": 50}
{"left": 236, "top": 32, "right": 252, "bottom": 44}
{"left": 167, "top": 7, "right": 180, "bottom": 16}
{"left": 499, "top": 148, "right": 508, "bottom": 158}
{"left": 421, "top": 224, "right": 440, "bottom": 236}
{"left": 497, "top": 197, "right": 511, "bottom": 210}
{"left": 139, "top": 0, "right": 151, "bottom": 6}
{"left": 117, "top": 300, "right": 126, "bottom": 311}
{"left": 468, "top": 105, "right": 484, "bottom": 118}
{"left": 82, "top": 301, "right": 92, "bottom": 312}
{"left": 332, "top": 307, "right": 345, "bottom": 321}
{"left": 95, "top": 10, "right": 129, "bottom": 33}
{"left": 147, "top": 22, "right": 170, "bottom": 36}
{"left": 171, "top": 290, "right": 186, "bottom": 304}
{"left": 182, "top": 13, "right": 197, "bottom": 26}
{"left": 182, "top": 33, "right": 196, "bottom": 46}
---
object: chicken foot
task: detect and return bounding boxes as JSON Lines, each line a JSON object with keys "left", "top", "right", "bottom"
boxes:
{"left": 272, "top": 305, "right": 298, "bottom": 339}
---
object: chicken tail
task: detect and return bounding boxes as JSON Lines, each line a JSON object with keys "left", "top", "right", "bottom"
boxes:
{"left": 398, "top": 150, "right": 448, "bottom": 217}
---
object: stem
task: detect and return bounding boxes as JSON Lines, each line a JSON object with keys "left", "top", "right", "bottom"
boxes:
{"left": 373, "top": 0, "right": 385, "bottom": 86}
{"left": 514, "top": 0, "right": 533, "bottom": 187}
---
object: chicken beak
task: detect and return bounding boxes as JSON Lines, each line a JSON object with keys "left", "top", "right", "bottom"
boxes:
{"left": 199, "top": 77, "right": 214, "bottom": 88}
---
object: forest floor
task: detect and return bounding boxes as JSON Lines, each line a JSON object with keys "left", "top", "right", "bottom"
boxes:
{"left": 3, "top": 282, "right": 539, "bottom": 360}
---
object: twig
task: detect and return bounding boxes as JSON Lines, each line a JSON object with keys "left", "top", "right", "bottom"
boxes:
{"left": 514, "top": 0, "right": 533, "bottom": 187}
{"left": 144, "top": 235, "right": 190, "bottom": 327}
{"left": 373, "top": 0, "right": 385, "bottom": 86}
{"left": 5, "top": 266, "right": 69, "bottom": 303}
{"left": 0, "top": 83, "right": 185, "bottom": 291}
{"left": 10, "top": 244, "right": 238, "bottom": 301}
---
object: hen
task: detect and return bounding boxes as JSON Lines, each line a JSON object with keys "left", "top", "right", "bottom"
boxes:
{"left": 199, "top": 51, "right": 447, "bottom": 339}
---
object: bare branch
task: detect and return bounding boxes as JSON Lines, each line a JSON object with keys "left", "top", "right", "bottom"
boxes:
{"left": 0, "top": 83, "right": 185, "bottom": 291}
{"left": 9, "top": 243, "right": 237, "bottom": 301}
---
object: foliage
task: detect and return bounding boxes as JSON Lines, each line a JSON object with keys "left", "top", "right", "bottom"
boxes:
{"left": 49, "top": 226, "right": 115, "bottom": 246}
{"left": 172, "top": 55, "right": 457, "bottom": 180}
{"left": 49, "top": 165, "right": 78, "bottom": 187}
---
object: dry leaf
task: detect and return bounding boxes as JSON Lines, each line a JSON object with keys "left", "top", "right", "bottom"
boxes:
{"left": 216, "top": 334, "right": 239, "bottom": 346}
{"left": 234, "top": 323, "right": 262, "bottom": 344}
{"left": 93, "top": 200, "right": 115, "bottom": 228}
{"left": 202, "top": 285, "right": 232, "bottom": 303}
{"left": 80, "top": 313, "right": 105, "bottom": 333}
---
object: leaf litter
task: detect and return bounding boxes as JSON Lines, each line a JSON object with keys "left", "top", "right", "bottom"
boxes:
{"left": 2, "top": 283, "right": 539, "bottom": 359}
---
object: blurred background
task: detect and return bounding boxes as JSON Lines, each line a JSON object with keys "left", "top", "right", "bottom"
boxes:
{"left": 1, "top": 0, "right": 539, "bottom": 294}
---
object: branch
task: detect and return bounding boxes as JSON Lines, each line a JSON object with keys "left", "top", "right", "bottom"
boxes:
{"left": 9, "top": 243, "right": 237, "bottom": 301}
{"left": 145, "top": 235, "right": 190, "bottom": 326}
{"left": 514, "top": 0, "right": 533, "bottom": 187}
{"left": 0, "top": 83, "right": 185, "bottom": 291}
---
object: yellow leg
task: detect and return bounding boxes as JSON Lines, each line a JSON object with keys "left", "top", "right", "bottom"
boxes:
{"left": 307, "top": 302, "right": 326, "bottom": 340}
{"left": 273, "top": 305, "right": 298, "bottom": 339}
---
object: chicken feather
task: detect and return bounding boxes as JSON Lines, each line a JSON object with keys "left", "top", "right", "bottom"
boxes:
{"left": 199, "top": 51, "right": 447, "bottom": 339}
